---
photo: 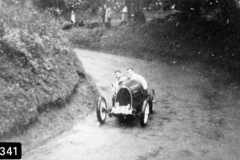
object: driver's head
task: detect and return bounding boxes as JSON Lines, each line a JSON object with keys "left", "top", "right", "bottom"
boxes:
{"left": 115, "top": 70, "right": 122, "bottom": 78}
{"left": 127, "top": 68, "right": 134, "bottom": 78}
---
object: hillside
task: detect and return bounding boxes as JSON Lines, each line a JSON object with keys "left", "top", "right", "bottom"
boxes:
{"left": 0, "top": 2, "right": 96, "bottom": 138}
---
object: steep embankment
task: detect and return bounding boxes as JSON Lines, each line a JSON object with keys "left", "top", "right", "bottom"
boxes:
{"left": 0, "top": 40, "right": 85, "bottom": 137}
{"left": 0, "top": 5, "right": 96, "bottom": 139}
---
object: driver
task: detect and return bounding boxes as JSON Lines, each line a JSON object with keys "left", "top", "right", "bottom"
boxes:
{"left": 112, "top": 70, "right": 128, "bottom": 106}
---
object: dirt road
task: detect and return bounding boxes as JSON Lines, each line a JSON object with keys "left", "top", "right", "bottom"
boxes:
{"left": 23, "top": 49, "right": 240, "bottom": 160}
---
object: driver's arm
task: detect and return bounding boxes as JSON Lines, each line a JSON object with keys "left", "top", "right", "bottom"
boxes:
{"left": 138, "top": 75, "right": 148, "bottom": 90}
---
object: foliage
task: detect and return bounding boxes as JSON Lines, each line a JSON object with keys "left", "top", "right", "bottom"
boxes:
{"left": 0, "top": 4, "right": 85, "bottom": 138}
{"left": 32, "top": 0, "right": 101, "bottom": 12}
{"left": 67, "top": 10, "right": 240, "bottom": 75}
{"left": 170, "top": 0, "right": 240, "bottom": 24}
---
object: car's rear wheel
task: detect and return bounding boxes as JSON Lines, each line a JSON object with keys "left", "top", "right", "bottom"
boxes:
{"left": 96, "top": 96, "right": 107, "bottom": 124}
{"left": 149, "top": 89, "right": 155, "bottom": 114}
{"left": 140, "top": 100, "right": 149, "bottom": 127}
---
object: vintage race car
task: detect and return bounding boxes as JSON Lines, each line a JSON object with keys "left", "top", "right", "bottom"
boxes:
{"left": 96, "top": 79, "right": 155, "bottom": 127}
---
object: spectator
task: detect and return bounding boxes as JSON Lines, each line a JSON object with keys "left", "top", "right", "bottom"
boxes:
{"left": 99, "top": 4, "right": 106, "bottom": 24}
{"left": 71, "top": 10, "right": 76, "bottom": 24}
{"left": 105, "top": 5, "right": 112, "bottom": 28}
{"left": 120, "top": 5, "right": 128, "bottom": 25}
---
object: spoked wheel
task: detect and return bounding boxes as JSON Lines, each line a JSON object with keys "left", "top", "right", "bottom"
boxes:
{"left": 96, "top": 96, "right": 108, "bottom": 124}
{"left": 140, "top": 100, "right": 149, "bottom": 127}
{"left": 149, "top": 89, "right": 155, "bottom": 114}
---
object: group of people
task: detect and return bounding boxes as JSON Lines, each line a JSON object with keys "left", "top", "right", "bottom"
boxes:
{"left": 100, "top": 4, "right": 128, "bottom": 28}
{"left": 112, "top": 68, "right": 148, "bottom": 105}
{"left": 100, "top": 4, "right": 113, "bottom": 28}
{"left": 70, "top": 4, "right": 128, "bottom": 28}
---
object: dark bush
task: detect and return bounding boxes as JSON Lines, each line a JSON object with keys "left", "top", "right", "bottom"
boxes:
{"left": 171, "top": 0, "right": 240, "bottom": 24}
{"left": 134, "top": 10, "right": 146, "bottom": 23}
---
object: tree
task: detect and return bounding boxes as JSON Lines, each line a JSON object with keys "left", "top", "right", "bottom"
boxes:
{"left": 168, "top": 0, "right": 240, "bottom": 25}
{"left": 125, "top": 0, "right": 132, "bottom": 19}
{"left": 31, "top": 0, "right": 101, "bottom": 11}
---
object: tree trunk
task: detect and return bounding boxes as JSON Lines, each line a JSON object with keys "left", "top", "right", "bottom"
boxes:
{"left": 125, "top": 0, "right": 132, "bottom": 20}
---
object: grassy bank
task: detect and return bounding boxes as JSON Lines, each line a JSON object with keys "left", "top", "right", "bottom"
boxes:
{"left": 1, "top": 74, "right": 99, "bottom": 154}
{"left": 0, "top": 4, "right": 94, "bottom": 138}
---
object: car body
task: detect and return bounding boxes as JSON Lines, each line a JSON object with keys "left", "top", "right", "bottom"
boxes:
{"left": 96, "top": 79, "right": 155, "bottom": 127}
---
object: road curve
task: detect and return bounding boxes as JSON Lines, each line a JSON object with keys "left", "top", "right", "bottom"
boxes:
{"left": 23, "top": 49, "right": 240, "bottom": 160}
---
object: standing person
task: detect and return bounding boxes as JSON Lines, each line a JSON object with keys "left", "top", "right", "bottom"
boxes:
{"left": 105, "top": 5, "right": 112, "bottom": 29}
{"left": 112, "top": 70, "right": 128, "bottom": 106}
{"left": 71, "top": 10, "right": 76, "bottom": 24}
{"left": 120, "top": 5, "right": 128, "bottom": 25}
{"left": 100, "top": 4, "right": 106, "bottom": 24}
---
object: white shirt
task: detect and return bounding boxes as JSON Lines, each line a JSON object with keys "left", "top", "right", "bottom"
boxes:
{"left": 71, "top": 12, "right": 75, "bottom": 23}
{"left": 105, "top": 8, "right": 112, "bottom": 19}
{"left": 130, "top": 73, "right": 148, "bottom": 90}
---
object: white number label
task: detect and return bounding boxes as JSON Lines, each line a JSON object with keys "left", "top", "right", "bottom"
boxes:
{"left": 13, "top": 147, "right": 17, "bottom": 155}
{"left": 7, "top": 147, "right": 12, "bottom": 155}
{"left": 0, "top": 147, "right": 5, "bottom": 156}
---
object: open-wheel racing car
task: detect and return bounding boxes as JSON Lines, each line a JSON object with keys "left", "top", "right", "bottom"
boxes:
{"left": 96, "top": 79, "right": 155, "bottom": 127}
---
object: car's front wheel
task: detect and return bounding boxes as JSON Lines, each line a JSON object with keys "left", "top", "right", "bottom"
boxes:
{"left": 140, "top": 100, "right": 149, "bottom": 127}
{"left": 96, "top": 96, "right": 107, "bottom": 124}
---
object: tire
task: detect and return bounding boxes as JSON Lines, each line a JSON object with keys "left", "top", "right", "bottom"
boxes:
{"left": 96, "top": 96, "right": 107, "bottom": 124}
{"left": 140, "top": 100, "right": 149, "bottom": 127}
{"left": 149, "top": 89, "right": 155, "bottom": 114}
